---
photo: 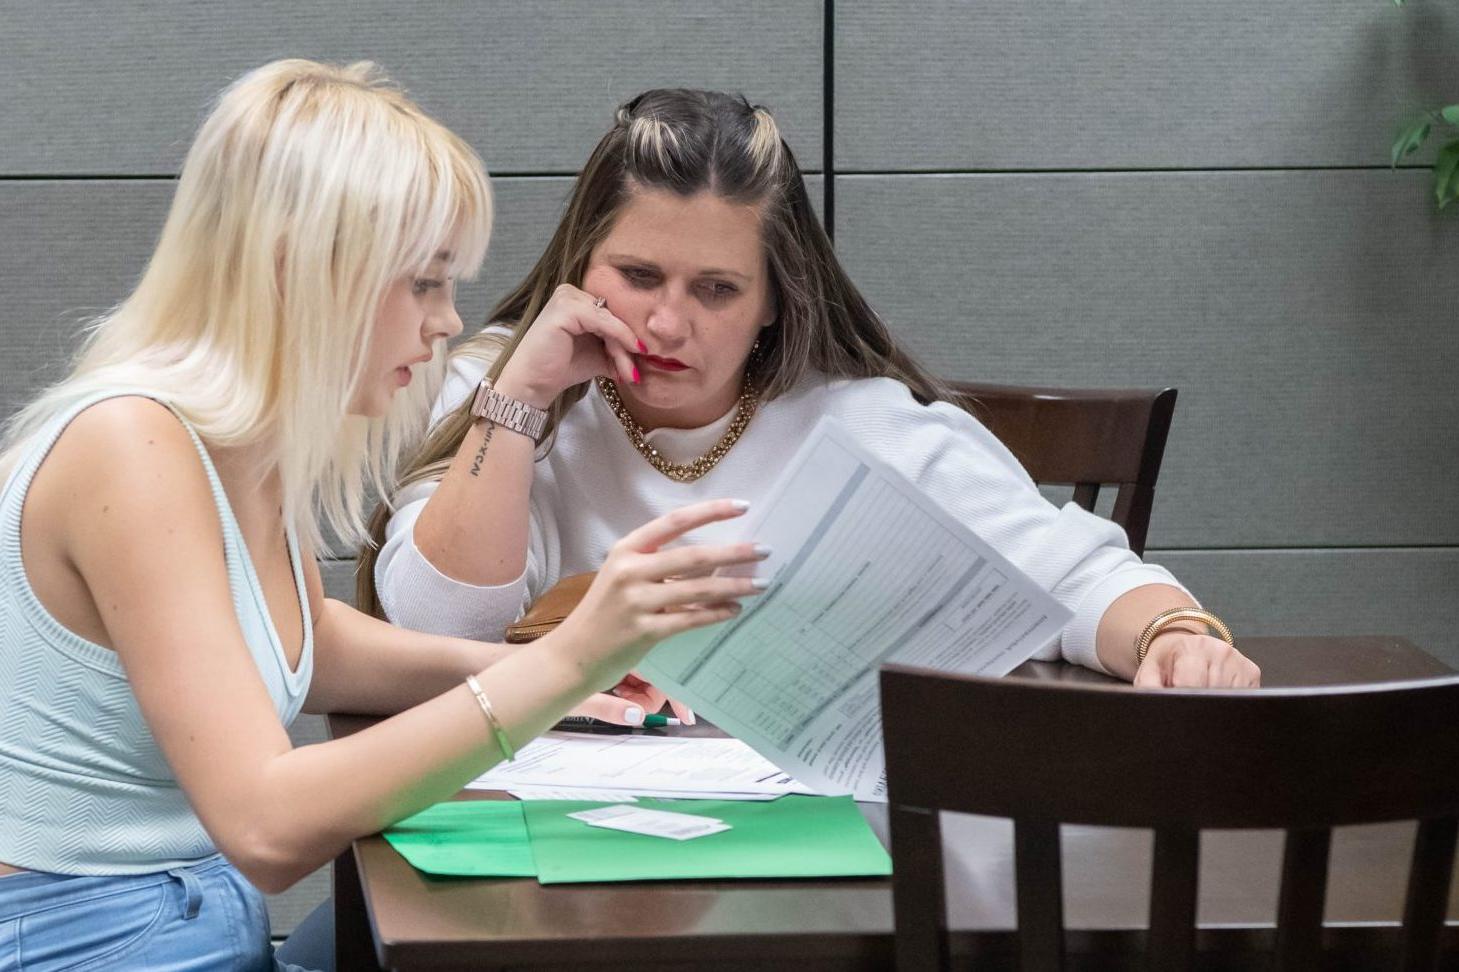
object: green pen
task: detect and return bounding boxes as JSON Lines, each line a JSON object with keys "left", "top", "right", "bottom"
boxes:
{"left": 642, "top": 714, "right": 682, "bottom": 728}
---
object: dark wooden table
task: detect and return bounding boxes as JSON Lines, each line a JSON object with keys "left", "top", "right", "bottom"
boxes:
{"left": 329, "top": 636, "right": 1457, "bottom": 970}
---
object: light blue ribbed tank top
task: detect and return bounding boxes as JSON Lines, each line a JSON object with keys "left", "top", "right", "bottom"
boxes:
{"left": 0, "top": 390, "right": 313, "bottom": 874}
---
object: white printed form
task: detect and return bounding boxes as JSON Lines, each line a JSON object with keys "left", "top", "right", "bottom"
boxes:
{"left": 640, "top": 417, "right": 1073, "bottom": 802}
{"left": 466, "top": 731, "right": 812, "bottom": 798}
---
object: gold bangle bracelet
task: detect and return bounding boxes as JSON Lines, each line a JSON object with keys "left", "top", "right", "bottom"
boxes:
{"left": 464, "top": 674, "right": 515, "bottom": 761}
{"left": 1134, "top": 608, "right": 1235, "bottom": 666}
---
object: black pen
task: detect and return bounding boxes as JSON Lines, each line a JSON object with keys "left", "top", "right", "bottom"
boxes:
{"left": 554, "top": 714, "right": 681, "bottom": 732}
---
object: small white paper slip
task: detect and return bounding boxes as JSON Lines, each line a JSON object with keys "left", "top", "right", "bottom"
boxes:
{"left": 567, "top": 805, "right": 731, "bottom": 841}
{"left": 568, "top": 804, "right": 667, "bottom": 823}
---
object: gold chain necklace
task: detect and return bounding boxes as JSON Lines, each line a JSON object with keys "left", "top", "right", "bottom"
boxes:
{"left": 595, "top": 375, "right": 759, "bottom": 483}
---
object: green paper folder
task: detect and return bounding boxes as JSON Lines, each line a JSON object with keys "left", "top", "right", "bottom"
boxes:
{"left": 522, "top": 795, "right": 891, "bottom": 884}
{"left": 382, "top": 800, "right": 537, "bottom": 877}
{"left": 383, "top": 795, "right": 892, "bottom": 883}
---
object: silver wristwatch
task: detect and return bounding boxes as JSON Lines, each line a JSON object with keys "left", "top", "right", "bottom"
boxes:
{"left": 470, "top": 378, "right": 548, "bottom": 443}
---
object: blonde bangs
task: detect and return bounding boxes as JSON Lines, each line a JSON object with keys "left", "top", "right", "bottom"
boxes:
{"left": 397, "top": 118, "right": 493, "bottom": 282}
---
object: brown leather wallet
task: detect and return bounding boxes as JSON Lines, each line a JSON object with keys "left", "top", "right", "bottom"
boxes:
{"left": 503, "top": 572, "right": 596, "bottom": 643}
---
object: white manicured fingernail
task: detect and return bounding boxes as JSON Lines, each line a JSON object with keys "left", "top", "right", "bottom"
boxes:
{"left": 751, "top": 577, "right": 770, "bottom": 590}
{"left": 753, "top": 544, "right": 773, "bottom": 559}
{"left": 683, "top": 709, "right": 697, "bottom": 726}
{"left": 623, "top": 706, "right": 645, "bottom": 726}
{"left": 729, "top": 499, "right": 751, "bottom": 511}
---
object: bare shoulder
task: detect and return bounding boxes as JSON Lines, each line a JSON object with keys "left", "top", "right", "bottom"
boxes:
{"left": 60, "top": 394, "right": 193, "bottom": 448}
{"left": 35, "top": 396, "right": 218, "bottom": 547}
{"left": 20, "top": 396, "right": 228, "bottom": 648}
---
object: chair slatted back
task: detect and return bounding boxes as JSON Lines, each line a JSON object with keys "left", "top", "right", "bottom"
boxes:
{"left": 881, "top": 665, "right": 1459, "bottom": 970}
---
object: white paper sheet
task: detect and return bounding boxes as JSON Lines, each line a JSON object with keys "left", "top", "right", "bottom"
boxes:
{"left": 501, "top": 786, "right": 781, "bottom": 802}
{"left": 639, "top": 416, "right": 1073, "bottom": 802}
{"left": 466, "top": 731, "right": 814, "bottom": 798}
{"left": 506, "top": 787, "right": 640, "bottom": 803}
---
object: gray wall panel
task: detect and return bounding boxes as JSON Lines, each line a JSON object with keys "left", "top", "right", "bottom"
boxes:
{"left": 2, "top": 0, "right": 822, "bottom": 175}
{"left": 836, "top": 1, "right": 1459, "bottom": 170}
{"left": 1150, "top": 548, "right": 1459, "bottom": 670}
{"left": 321, "top": 557, "right": 359, "bottom": 608}
{"left": 835, "top": 171, "right": 1459, "bottom": 549}
{"left": 0, "top": 181, "right": 170, "bottom": 414}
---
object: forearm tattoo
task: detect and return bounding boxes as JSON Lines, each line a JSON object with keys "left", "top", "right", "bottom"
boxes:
{"left": 468, "top": 422, "right": 494, "bottom": 477}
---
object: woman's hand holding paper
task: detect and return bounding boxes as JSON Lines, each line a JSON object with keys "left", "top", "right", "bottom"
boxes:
{"left": 542, "top": 499, "right": 768, "bottom": 694}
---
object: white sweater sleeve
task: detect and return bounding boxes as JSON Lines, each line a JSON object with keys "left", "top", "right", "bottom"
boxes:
{"left": 373, "top": 330, "right": 551, "bottom": 640}
{"left": 828, "top": 379, "right": 1191, "bottom": 674}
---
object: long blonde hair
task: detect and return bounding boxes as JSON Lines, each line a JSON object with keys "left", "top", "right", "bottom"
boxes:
{"left": 0, "top": 59, "right": 492, "bottom": 553}
{"left": 357, "top": 88, "right": 948, "bottom": 615}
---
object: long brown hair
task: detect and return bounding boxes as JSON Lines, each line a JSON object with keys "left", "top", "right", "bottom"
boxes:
{"left": 357, "top": 88, "right": 951, "bottom": 615}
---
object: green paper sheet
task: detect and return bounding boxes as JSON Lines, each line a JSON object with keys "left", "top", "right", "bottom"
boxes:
{"left": 382, "top": 800, "right": 536, "bottom": 877}
{"left": 522, "top": 795, "right": 892, "bottom": 884}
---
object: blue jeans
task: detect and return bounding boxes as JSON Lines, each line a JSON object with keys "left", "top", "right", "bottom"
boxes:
{"left": 0, "top": 854, "right": 317, "bottom": 971}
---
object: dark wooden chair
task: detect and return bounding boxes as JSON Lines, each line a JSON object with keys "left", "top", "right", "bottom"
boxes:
{"left": 949, "top": 382, "right": 1177, "bottom": 556}
{"left": 881, "top": 665, "right": 1459, "bottom": 971}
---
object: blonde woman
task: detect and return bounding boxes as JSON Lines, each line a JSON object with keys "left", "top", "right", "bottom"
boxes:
{"left": 365, "top": 89, "right": 1261, "bottom": 691}
{"left": 0, "top": 64, "right": 762, "bottom": 970}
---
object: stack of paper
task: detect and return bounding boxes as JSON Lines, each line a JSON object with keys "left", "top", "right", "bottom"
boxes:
{"left": 466, "top": 730, "right": 815, "bottom": 802}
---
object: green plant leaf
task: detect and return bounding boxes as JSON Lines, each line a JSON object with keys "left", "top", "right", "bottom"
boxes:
{"left": 1435, "top": 140, "right": 1459, "bottom": 209}
{"left": 1442, "top": 105, "right": 1459, "bottom": 127}
{"left": 1392, "top": 119, "right": 1432, "bottom": 166}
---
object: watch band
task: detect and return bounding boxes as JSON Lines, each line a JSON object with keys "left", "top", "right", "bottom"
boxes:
{"left": 470, "top": 378, "right": 548, "bottom": 443}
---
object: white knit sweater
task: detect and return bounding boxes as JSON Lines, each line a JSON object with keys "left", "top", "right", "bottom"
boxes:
{"left": 376, "top": 347, "right": 1188, "bottom": 675}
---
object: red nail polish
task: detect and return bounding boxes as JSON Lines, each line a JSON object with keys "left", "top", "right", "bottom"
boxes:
{"left": 632, "top": 366, "right": 641, "bottom": 384}
{"left": 637, "top": 340, "right": 648, "bottom": 353}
